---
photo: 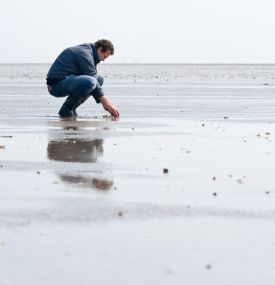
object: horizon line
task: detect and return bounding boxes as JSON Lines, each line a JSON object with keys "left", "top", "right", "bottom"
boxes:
{"left": 0, "top": 62, "right": 275, "bottom": 65}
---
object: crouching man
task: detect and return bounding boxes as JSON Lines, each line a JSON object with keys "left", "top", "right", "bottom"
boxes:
{"left": 46, "top": 39, "right": 120, "bottom": 118}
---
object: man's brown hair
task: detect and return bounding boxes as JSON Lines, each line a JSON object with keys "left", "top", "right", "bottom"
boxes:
{"left": 95, "top": 39, "right": 114, "bottom": 55}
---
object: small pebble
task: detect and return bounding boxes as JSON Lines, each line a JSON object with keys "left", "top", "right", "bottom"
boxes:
{"left": 163, "top": 168, "right": 169, "bottom": 174}
{"left": 92, "top": 179, "right": 113, "bottom": 190}
{"left": 213, "top": 192, "right": 217, "bottom": 196}
{"left": 206, "top": 264, "right": 212, "bottom": 270}
{"left": 236, "top": 179, "right": 243, "bottom": 184}
{"left": 118, "top": 212, "right": 123, "bottom": 217}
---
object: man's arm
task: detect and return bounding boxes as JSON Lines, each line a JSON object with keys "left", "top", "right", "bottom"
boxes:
{"left": 75, "top": 46, "right": 120, "bottom": 117}
{"left": 76, "top": 48, "right": 104, "bottom": 102}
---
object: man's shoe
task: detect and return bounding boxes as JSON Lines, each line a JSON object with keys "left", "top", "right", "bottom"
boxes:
{"left": 58, "top": 105, "right": 75, "bottom": 118}
{"left": 72, "top": 95, "right": 90, "bottom": 117}
{"left": 58, "top": 95, "right": 79, "bottom": 118}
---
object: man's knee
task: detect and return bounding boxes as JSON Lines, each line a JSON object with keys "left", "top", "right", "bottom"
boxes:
{"left": 72, "top": 76, "right": 96, "bottom": 98}
{"left": 96, "top": 75, "right": 104, "bottom": 86}
{"left": 82, "top": 76, "right": 97, "bottom": 91}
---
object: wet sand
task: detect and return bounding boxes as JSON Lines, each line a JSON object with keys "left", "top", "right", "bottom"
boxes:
{"left": 1, "top": 64, "right": 275, "bottom": 284}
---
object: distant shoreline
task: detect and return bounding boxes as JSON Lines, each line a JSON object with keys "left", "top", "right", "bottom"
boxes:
{"left": 1, "top": 63, "right": 275, "bottom": 66}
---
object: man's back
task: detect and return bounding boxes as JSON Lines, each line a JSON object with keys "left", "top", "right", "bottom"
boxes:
{"left": 47, "top": 43, "right": 99, "bottom": 80}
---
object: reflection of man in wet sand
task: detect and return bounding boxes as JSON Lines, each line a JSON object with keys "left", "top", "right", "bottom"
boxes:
{"left": 47, "top": 136, "right": 113, "bottom": 190}
{"left": 47, "top": 138, "right": 103, "bottom": 163}
{"left": 46, "top": 39, "right": 120, "bottom": 118}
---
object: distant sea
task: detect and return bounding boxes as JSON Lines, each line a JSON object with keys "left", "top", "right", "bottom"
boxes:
{"left": 0, "top": 64, "right": 275, "bottom": 86}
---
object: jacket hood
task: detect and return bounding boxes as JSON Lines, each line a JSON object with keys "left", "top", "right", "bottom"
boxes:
{"left": 91, "top": 43, "right": 100, "bottom": 65}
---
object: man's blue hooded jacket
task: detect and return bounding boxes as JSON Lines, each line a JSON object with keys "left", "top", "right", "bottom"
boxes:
{"left": 47, "top": 43, "right": 103, "bottom": 100}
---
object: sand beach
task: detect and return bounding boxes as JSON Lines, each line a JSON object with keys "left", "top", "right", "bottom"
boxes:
{"left": 0, "top": 64, "right": 275, "bottom": 284}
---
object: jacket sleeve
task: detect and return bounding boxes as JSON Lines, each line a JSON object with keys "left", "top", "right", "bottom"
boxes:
{"left": 76, "top": 50, "right": 104, "bottom": 103}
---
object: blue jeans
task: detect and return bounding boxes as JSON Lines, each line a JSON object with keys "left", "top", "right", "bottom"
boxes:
{"left": 49, "top": 75, "right": 104, "bottom": 103}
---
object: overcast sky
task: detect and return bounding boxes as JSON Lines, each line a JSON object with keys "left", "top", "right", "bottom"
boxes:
{"left": 0, "top": 0, "right": 274, "bottom": 63}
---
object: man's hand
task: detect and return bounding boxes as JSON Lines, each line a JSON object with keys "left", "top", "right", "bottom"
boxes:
{"left": 100, "top": 95, "right": 120, "bottom": 117}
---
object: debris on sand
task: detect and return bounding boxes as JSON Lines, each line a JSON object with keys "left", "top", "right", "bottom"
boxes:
{"left": 0, "top": 135, "right": 12, "bottom": 138}
{"left": 36, "top": 171, "right": 40, "bottom": 174}
{"left": 236, "top": 179, "right": 243, "bottom": 184}
{"left": 92, "top": 178, "right": 114, "bottom": 190}
{"left": 118, "top": 212, "right": 123, "bottom": 217}
{"left": 224, "top": 116, "right": 228, "bottom": 119}
{"left": 212, "top": 176, "right": 216, "bottom": 181}
{"left": 265, "top": 132, "right": 271, "bottom": 136}
{"left": 163, "top": 168, "right": 169, "bottom": 174}
{"left": 165, "top": 269, "right": 173, "bottom": 275}
{"left": 0, "top": 145, "right": 5, "bottom": 149}
{"left": 265, "top": 191, "right": 270, "bottom": 195}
